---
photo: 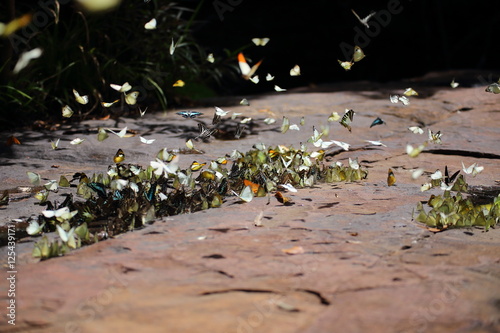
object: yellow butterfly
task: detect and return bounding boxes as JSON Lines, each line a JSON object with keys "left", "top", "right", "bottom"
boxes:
{"left": 113, "top": 148, "right": 125, "bottom": 163}
{"left": 73, "top": 89, "right": 89, "bottom": 105}
{"left": 352, "top": 46, "right": 365, "bottom": 62}
{"left": 173, "top": 80, "right": 185, "bottom": 87}
{"left": 190, "top": 161, "right": 206, "bottom": 171}
{"left": 125, "top": 91, "right": 139, "bottom": 105}
{"left": 62, "top": 105, "right": 74, "bottom": 118}
{"left": 27, "top": 171, "right": 41, "bottom": 185}
{"left": 338, "top": 60, "right": 353, "bottom": 71}
{"left": 387, "top": 168, "right": 396, "bottom": 186}
{"left": 403, "top": 87, "right": 418, "bottom": 96}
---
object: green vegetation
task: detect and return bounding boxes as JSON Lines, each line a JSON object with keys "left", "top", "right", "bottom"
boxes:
{"left": 0, "top": 1, "right": 229, "bottom": 129}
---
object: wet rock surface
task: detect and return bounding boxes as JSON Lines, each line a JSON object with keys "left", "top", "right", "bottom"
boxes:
{"left": 1, "top": 72, "right": 500, "bottom": 332}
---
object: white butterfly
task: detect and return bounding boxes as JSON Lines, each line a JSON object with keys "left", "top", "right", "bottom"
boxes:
{"left": 364, "top": 140, "right": 387, "bottom": 147}
{"left": 27, "top": 171, "right": 41, "bottom": 185}
{"left": 240, "top": 98, "right": 250, "bottom": 106}
{"left": 411, "top": 168, "right": 424, "bottom": 179}
{"left": 56, "top": 225, "right": 78, "bottom": 248}
{"left": 206, "top": 53, "right": 215, "bottom": 63}
{"left": 26, "top": 220, "right": 45, "bottom": 236}
{"left": 70, "top": 138, "right": 85, "bottom": 145}
{"left": 144, "top": 18, "right": 157, "bottom": 30}
{"left": 238, "top": 52, "right": 262, "bottom": 80}
{"left": 406, "top": 143, "right": 427, "bottom": 157}
{"left": 13, "top": 48, "right": 43, "bottom": 74}
{"left": 73, "top": 89, "right": 89, "bottom": 105}
{"left": 251, "top": 37, "right": 270, "bottom": 46}
{"left": 279, "top": 183, "right": 298, "bottom": 193}
{"left": 351, "top": 9, "right": 376, "bottom": 28}
{"left": 266, "top": 73, "right": 275, "bottom": 81}
{"left": 170, "top": 38, "right": 177, "bottom": 55}
{"left": 51, "top": 138, "right": 60, "bottom": 150}
{"left": 450, "top": 79, "right": 459, "bottom": 88}
{"left": 408, "top": 126, "right": 424, "bottom": 134}
{"left": 349, "top": 157, "right": 360, "bottom": 170}
{"left": 110, "top": 82, "right": 131, "bottom": 92}
{"left": 42, "top": 207, "right": 77, "bottom": 220}
{"left": 234, "top": 185, "right": 253, "bottom": 203}
{"left": 390, "top": 94, "right": 410, "bottom": 105}
{"left": 430, "top": 170, "right": 443, "bottom": 180}
{"left": 249, "top": 75, "right": 259, "bottom": 84}
{"left": 461, "top": 162, "right": 484, "bottom": 177}
{"left": 139, "top": 107, "right": 148, "bottom": 116}
{"left": 290, "top": 65, "right": 301, "bottom": 76}
{"left": 140, "top": 136, "right": 155, "bottom": 144}
{"left": 214, "top": 106, "right": 230, "bottom": 116}
{"left": 274, "top": 85, "right": 287, "bottom": 92}
{"left": 289, "top": 124, "right": 300, "bottom": 131}
{"left": 263, "top": 118, "right": 276, "bottom": 125}
{"left": 331, "top": 140, "right": 350, "bottom": 151}
{"left": 107, "top": 126, "right": 128, "bottom": 138}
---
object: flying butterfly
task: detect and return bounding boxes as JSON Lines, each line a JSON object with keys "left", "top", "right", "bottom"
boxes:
{"left": 290, "top": 64, "right": 301, "bottom": 76}
{"left": 352, "top": 45, "right": 365, "bottom": 62}
{"left": 73, "top": 89, "right": 89, "bottom": 105}
{"left": 101, "top": 100, "right": 119, "bottom": 108}
{"left": 403, "top": 88, "right": 418, "bottom": 96}
{"left": 110, "top": 82, "right": 131, "bottom": 92}
{"left": 266, "top": 73, "right": 275, "bottom": 81}
{"left": 238, "top": 52, "right": 263, "bottom": 80}
{"left": 461, "top": 162, "right": 484, "bottom": 177}
{"left": 408, "top": 126, "right": 424, "bottom": 134}
{"left": 275, "top": 191, "right": 294, "bottom": 206}
{"left": 206, "top": 53, "right": 215, "bottom": 63}
{"left": 339, "top": 109, "right": 355, "bottom": 132}
{"left": 113, "top": 148, "right": 125, "bottom": 163}
{"left": 6, "top": 135, "right": 21, "bottom": 146}
{"left": 251, "top": 37, "right": 270, "bottom": 46}
{"left": 144, "top": 18, "right": 156, "bottom": 30}
{"left": 234, "top": 123, "right": 244, "bottom": 139}
{"left": 485, "top": 82, "right": 500, "bottom": 94}
{"left": 338, "top": 60, "right": 353, "bottom": 71}
{"left": 370, "top": 117, "right": 385, "bottom": 128}
{"left": 62, "top": 105, "right": 74, "bottom": 118}
{"left": 125, "top": 91, "right": 139, "bottom": 105}
{"left": 351, "top": 9, "right": 376, "bottom": 28}
{"left": 450, "top": 79, "right": 459, "bottom": 89}
{"left": 274, "top": 85, "right": 287, "bottom": 92}
{"left": 176, "top": 111, "right": 203, "bottom": 118}
{"left": 173, "top": 80, "right": 185, "bottom": 87}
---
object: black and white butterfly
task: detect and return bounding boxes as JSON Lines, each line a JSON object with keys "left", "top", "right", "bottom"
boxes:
{"left": 340, "top": 109, "right": 355, "bottom": 132}
{"left": 176, "top": 111, "right": 203, "bottom": 119}
{"left": 195, "top": 123, "right": 218, "bottom": 140}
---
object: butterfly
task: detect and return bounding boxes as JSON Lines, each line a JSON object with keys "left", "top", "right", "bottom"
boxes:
{"left": 56, "top": 225, "right": 78, "bottom": 248}
{"left": 101, "top": 100, "right": 119, "bottom": 107}
{"left": 176, "top": 111, "right": 203, "bottom": 118}
{"left": 251, "top": 37, "right": 270, "bottom": 46}
{"left": 144, "top": 18, "right": 156, "bottom": 30}
{"left": 450, "top": 79, "right": 459, "bottom": 89}
{"left": 139, "top": 107, "right": 148, "bottom": 116}
{"left": 234, "top": 123, "right": 244, "bottom": 139}
{"left": 406, "top": 142, "right": 427, "bottom": 157}
{"left": 125, "top": 91, "right": 139, "bottom": 105}
{"left": 403, "top": 88, "right": 418, "bottom": 96}
{"left": 196, "top": 123, "right": 218, "bottom": 140}
{"left": 339, "top": 109, "right": 355, "bottom": 132}
{"left": 70, "top": 138, "right": 84, "bottom": 145}
{"left": 364, "top": 140, "right": 387, "bottom": 147}
{"left": 332, "top": 140, "right": 350, "bottom": 151}
{"left": 444, "top": 166, "right": 460, "bottom": 185}
{"left": 249, "top": 75, "right": 259, "bottom": 84}
{"left": 170, "top": 38, "right": 177, "bottom": 55}
{"left": 266, "top": 73, "right": 275, "bottom": 81}
{"left": 274, "top": 85, "right": 287, "bottom": 92}
{"left": 275, "top": 191, "right": 293, "bottom": 205}
{"left": 235, "top": 185, "right": 253, "bottom": 203}
{"left": 110, "top": 82, "right": 131, "bottom": 92}
{"left": 352, "top": 46, "right": 365, "bottom": 62}
{"left": 107, "top": 126, "right": 128, "bottom": 138}
{"left": 461, "top": 162, "right": 483, "bottom": 177}
{"left": 113, "top": 148, "right": 125, "bottom": 163}
{"left": 173, "top": 80, "right": 185, "bottom": 87}
{"left": 206, "top": 53, "right": 215, "bottom": 63}
{"left": 370, "top": 117, "right": 385, "bottom": 128}
{"left": 240, "top": 98, "right": 250, "bottom": 106}
{"left": 238, "top": 52, "right": 263, "bottom": 80}
{"left": 387, "top": 168, "right": 396, "bottom": 186}
{"left": 73, "top": 89, "right": 89, "bottom": 105}
{"left": 280, "top": 116, "right": 290, "bottom": 133}
{"left": 140, "top": 136, "right": 155, "bottom": 144}
{"left": 51, "top": 138, "right": 60, "bottom": 150}
{"left": 62, "top": 105, "right": 74, "bottom": 118}
{"left": 26, "top": 220, "right": 45, "bottom": 236}
{"left": 6, "top": 135, "right": 21, "bottom": 146}
{"left": 338, "top": 60, "right": 353, "bottom": 71}
{"left": 13, "top": 47, "right": 42, "bottom": 74}
{"left": 27, "top": 171, "right": 41, "bottom": 185}
{"left": 408, "top": 126, "right": 424, "bottom": 134}
{"left": 190, "top": 161, "right": 206, "bottom": 171}
{"left": 428, "top": 129, "right": 442, "bottom": 144}
{"left": 290, "top": 65, "right": 301, "bottom": 76}
{"left": 390, "top": 94, "right": 410, "bottom": 105}
{"left": 485, "top": 82, "right": 500, "bottom": 94}
{"left": 351, "top": 9, "right": 376, "bottom": 28}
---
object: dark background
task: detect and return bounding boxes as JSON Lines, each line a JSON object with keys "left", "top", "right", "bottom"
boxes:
{"left": 192, "top": 0, "right": 499, "bottom": 94}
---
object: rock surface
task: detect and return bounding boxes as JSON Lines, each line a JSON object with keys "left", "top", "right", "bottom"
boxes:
{"left": 1, "top": 72, "right": 500, "bottom": 332}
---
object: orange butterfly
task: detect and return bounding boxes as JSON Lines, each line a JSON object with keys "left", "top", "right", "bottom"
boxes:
{"left": 6, "top": 135, "right": 21, "bottom": 146}
{"left": 238, "top": 52, "right": 263, "bottom": 80}
{"left": 275, "top": 191, "right": 294, "bottom": 205}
